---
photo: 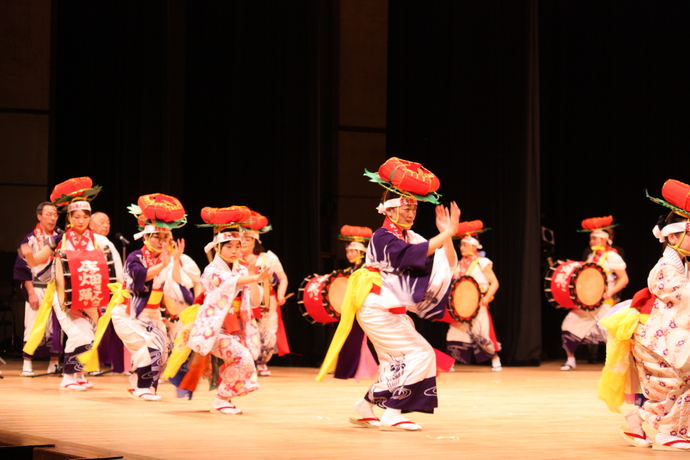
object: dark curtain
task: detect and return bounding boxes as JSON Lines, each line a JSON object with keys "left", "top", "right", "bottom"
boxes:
{"left": 53, "top": 1, "right": 330, "bottom": 366}
{"left": 386, "top": 1, "right": 542, "bottom": 365}
{"left": 538, "top": 2, "right": 690, "bottom": 358}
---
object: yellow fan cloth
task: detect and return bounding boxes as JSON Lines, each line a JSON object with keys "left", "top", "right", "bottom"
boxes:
{"left": 162, "top": 304, "right": 201, "bottom": 379}
{"left": 597, "top": 306, "right": 649, "bottom": 413}
{"left": 316, "top": 268, "right": 381, "bottom": 382}
{"left": 77, "top": 283, "right": 128, "bottom": 372}
{"left": 23, "top": 281, "right": 57, "bottom": 355}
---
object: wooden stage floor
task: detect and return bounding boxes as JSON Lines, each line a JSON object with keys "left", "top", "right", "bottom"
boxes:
{"left": 0, "top": 359, "right": 679, "bottom": 459}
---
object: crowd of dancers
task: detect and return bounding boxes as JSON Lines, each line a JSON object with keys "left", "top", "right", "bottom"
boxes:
{"left": 12, "top": 160, "right": 690, "bottom": 448}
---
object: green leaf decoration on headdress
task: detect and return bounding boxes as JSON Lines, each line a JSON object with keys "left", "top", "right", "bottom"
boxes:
{"left": 647, "top": 189, "right": 690, "bottom": 218}
{"left": 363, "top": 169, "right": 442, "bottom": 204}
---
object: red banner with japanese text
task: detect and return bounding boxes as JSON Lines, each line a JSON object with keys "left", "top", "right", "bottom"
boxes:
{"left": 65, "top": 249, "right": 110, "bottom": 310}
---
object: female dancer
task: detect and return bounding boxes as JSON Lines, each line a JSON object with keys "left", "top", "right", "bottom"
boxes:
{"left": 599, "top": 180, "right": 690, "bottom": 451}
{"left": 22, "top": 177, "right": 121, "bottom": 390}
{"left": 110, "top": 193, "right": 196, "bottom": 401}
{"left": 240, "top": 210, "right": 289, "bottom": 376}
{"left": 186, "top": 209, "right": 270, "bottom": 414}
{"left": 446, "top": 221, "right": 502, "bottom": 371}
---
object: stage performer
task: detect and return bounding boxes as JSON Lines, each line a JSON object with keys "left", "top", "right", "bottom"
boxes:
{"left": 598, "top": 180, "right": 690, "bottom": 451}
{"left": 317, "top": 157, "right": 460, "bottom": 432}
{"left": 13, "top": 201, "right": 61, "bottom": 376}
{"left": 338, "top": 225, "right": 371, "bottom": 274}
{"left": 560, "top": 216, "right": 628, "bottom": 371}
{"left": 182, "top": 207, "right": 269, "bottom": 414}
{"left": 332, "top": 225, "right": 377, "bottom": 381}
{"left": 240, "top": 210, "right": 289, "bottom": 377}
{"left": 21, "top": 177, "right": 122, "bottom": 391}
{"left": 110, "top": 193, "right": 196, "bottom": 401}
{"left": 445, "top": 221, "right": 501, "bottom": 371}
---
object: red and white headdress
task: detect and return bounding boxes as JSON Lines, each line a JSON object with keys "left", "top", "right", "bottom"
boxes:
{"left": 239, "top": 210, "right": 272, "bottom": 243}
{"left": 128, "top": 193, "right": 187, "bottom": 240}
{"left": 365, "top": 157, "right": 442, "bottom": 208}
{"left": 50, "top": 177, "right": 101, "bottom": 213}
{"left": 338, "top": 225, "right": 372, "bottom": 252}
{"left": 648, "top": 179, "right": 690, "bottom": 242}
{"left": 197, "top": 205, "right": 253, "bottom": 253}
{"left": 578, "top": 216, "right": 617, "bottom": 244}
{"left": 453, "top": 220, "right": 489, "bottom": 249}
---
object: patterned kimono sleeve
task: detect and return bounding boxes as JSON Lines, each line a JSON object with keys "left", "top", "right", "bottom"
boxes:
{"left": 648, "top": 262, "right": 689, "bottom": 303}
{"left": 14, "top": 233, "right": 33, "bottom": 282}
{"left": 125, "top": 251, "right": 149, "bottom": 293}
{"left": 373, "top": 229, "right": 430, "bottom": 271}
{"left": 188, "top": 266, "right": 242, "bottom": 355}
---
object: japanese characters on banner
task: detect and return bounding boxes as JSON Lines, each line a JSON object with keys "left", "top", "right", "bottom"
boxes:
{"left": 65, "top": 249, "right": 110, "bottom": 310}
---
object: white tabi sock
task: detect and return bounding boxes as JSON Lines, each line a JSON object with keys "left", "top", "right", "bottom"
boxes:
{"left": 354, "top": 398, "right": 378, "bottom": 420}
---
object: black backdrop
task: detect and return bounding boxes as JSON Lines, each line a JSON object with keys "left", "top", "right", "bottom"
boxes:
{"left": 49, "top": 1, "right": 690, "bottom": 367}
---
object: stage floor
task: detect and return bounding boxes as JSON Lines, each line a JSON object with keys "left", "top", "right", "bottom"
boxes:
{"left": 0, "top": 359, "right": 675, "bottom": 459}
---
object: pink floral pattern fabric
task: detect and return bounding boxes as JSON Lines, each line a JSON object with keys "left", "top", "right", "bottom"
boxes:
{"left": 636, "top": 247, "right": 690, "bottom": 369}
{"left": 632, "top": 343, "right": 690, "bottom": 435}
{"left": 186, "top": 255, "right": 260, "bottom": 398}
{"left": 634, "top": 247, "right": 690, "bottom": 435}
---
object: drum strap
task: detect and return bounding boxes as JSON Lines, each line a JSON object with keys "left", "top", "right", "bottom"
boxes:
{"left": 456, "top": 257, "right": 481, "bottom": 278}
{"left": 590, "top": 251, "right": 611, "bottom": 272}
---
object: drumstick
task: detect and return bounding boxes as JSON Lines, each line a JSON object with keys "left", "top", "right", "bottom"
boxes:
{"left": 284, "top": 292, "right": 295, "bottom": 300}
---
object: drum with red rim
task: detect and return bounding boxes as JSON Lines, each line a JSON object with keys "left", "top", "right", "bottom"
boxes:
{"left": 440, "top": 275, "right": 482, "bottom": 323}
{"left": 297, "top": 270, "right": 349, "bottom": 324}
{"left": 543, "top": 260, "right": 606, "bottom": 311}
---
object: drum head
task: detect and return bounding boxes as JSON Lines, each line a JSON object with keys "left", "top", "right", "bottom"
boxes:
{"left": 326, "top": 275, "right": 348, "bottom": 314}
{"left": 449, "top": 276, "right": 481, "bottom": 322}
{"left": 573, "top": 265, "right": 606, "bottom": 309}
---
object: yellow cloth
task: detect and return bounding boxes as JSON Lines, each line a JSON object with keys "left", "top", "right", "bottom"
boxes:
{"left": 23, "top": 281, "right": 56, "bottom": 355}
{"left": 146, "top": 289, "right": 164, "bottom": 307}
{"left": 597, "top": 306, "right": 647, "bottom": 413}
{"left": 316, "top": 268, "right": 381, "bottom": 382}
{"left": 162, "top": 304, "right": 201, "bottom": 379}
{"left": 77, "top": 283, "right": 128, "bottom": 372}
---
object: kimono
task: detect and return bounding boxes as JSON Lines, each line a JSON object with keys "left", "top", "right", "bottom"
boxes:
{"left": 561, "top": 249, "right": 626, "bottom": 353}
{"left": 185, "top": 255, "right": 260, "bottom": 399}
{"left": 356, "top": 219, "right": 453, "bottom": 413}
{"left": 111, "top": 247, "right": 194, "bottom": 390}
{"left": 251, "top": 250, "right": 290, "bottom": 366}
{"left": 446, "top": 256, "right": 500, "bottom": 363}
{"left": 48, "top": 229, "right": 121, "bottom": 375}
{"left": 633, "top": 247, "right": 690, "bottom": 436}
{"left": 14, "top": 225, "right": 61, "bottom": 359}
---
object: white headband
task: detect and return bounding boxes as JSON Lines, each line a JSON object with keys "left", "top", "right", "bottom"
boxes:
{"left": 590, "top": 230, "right": 612, "bottom": 245}
{"left": 68, "top": 200, "right": 91, "bottom": 213}
{"left": 376, "top": 198, "right": 401, "bottom": 215}
{"left": 241, "top": 230, "right": 261, "bottom": 244}
{"left": 653, "top": 221, "right": 690, "bottom": 243}
{"left": 461, "top": 236, "right": 482, "bottom": 249}
{"left": 346, "top": 242, "right": 367, "bottom": 252}
{"left": 204, "top": 231, "right": 241, "bottom": 253}
{"left": 133, "top": 224, "right": 168, "bottom": 241}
